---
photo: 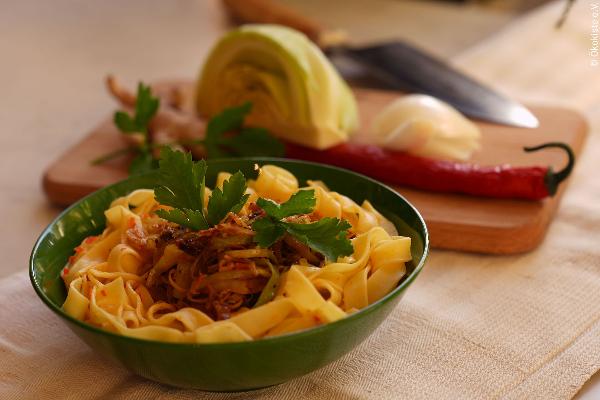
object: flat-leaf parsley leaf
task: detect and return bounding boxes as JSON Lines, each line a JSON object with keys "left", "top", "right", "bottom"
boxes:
{"left": 252, "top": 189, "right": 353, "bottom": 261}
{"left": 206, "top": 171, "right": 249, "bottom": 226}
{"left": 153, "top": 147, "right": 249, "bottom": 230}
{"left": 204, "top": 102, "right": 285, "bottom": 158}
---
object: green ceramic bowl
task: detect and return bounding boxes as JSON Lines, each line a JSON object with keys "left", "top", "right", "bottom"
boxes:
{"left": 30, "top": 158, "right": 428, "bottom": 391}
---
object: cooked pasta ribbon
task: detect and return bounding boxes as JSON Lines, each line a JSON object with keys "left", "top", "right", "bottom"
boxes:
{"left": 62, "top": 166, "right": 411, "bottom": 343}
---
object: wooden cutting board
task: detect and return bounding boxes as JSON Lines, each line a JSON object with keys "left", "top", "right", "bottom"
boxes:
{"left": 43, "top": 81, "right": 588, "bottom": 254}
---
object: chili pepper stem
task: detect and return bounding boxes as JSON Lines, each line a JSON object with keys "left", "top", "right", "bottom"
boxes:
{"left": 523, "top": 142, "right": 575, "bottom": 196}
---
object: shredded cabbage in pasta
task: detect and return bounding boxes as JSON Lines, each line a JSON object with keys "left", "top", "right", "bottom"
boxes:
{"left": 62, "top": 165, "right": 411, "bottom": 343}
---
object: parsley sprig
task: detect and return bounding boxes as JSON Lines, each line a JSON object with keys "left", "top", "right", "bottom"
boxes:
{"left": 154, "top": 148, "right": 209, "bottom": 230}
{"left": 154, "top": 147, "right": 249, "bottom": 230}
{"left": 114, "top": 83, "right": 159, "bottom": 135}
{"left": 92, "top": 82, "right": 160, "bottom": 174}
{"left": 206, "top": 171, "right": 249, "bottom": 226}
{"left": 201, "top": 102, "right": 285, "bottom": 158}
{"left": 252, "top": 190, "right": 354, "bottom": 261}
{"left": 150, "top": 147, "right": 353, "bottom": 261}
{"left": 115, "top": 83, "right": 160, "bottom": 175}
{"left": 94, "top": 83, "right": 285, "bottom": 175}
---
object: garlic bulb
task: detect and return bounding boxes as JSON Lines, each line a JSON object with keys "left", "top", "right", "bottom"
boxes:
{"left": 371, "top": 94, "right": 481, "bottom": 161}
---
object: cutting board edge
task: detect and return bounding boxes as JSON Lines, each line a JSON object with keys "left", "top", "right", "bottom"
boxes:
{"left": 426, "top": 211, "right": 549, "bottom": 254}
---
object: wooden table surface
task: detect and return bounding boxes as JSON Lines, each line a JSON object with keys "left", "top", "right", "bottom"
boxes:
{"left": 1, "top": 0, "right": 598, "bottom": 397}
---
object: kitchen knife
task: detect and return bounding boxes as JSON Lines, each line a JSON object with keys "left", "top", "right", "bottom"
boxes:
{"left": 221, "top": 0, "right": 539, "bottom": 128}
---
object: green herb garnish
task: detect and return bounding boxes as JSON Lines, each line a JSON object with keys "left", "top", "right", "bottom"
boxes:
{"left": 154, "top": 147, "right": 209, "bottom": 230}
{"left": 114, "top": 83, "right": 159, "bottom": 135}
{"left": 151, "top": 147, "right": 352, "bottom": 260}
{"left": 256, "top": 189, "right": 316, "bottom": 219}
{"left": 206, "top": 171, "right": 249, "bottom": 226}
{"left": 281, "top": 218, "right": 354, "bottom": 261}
{"left": 153, "top": 147, "right": 248, "bottom": 230}
{"left": 252, "top": 190, "right": 354, "bottom": 261}
{"left": 115, "top": 83, "right": 160, "bottom": 174}
{"left": 128, "top": 150, "right": 157, "bottom": 175}
{"left": 202, "top": 102, "right": 285, "bottom": 158}
{"left": 92, "top": 82, "right": 160, "bottom": 174}
{"left": 94, "top": 90, "right": 285, "bottom": 174}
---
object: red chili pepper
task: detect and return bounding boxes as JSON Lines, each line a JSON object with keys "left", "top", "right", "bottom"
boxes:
{"left": 286, "top": 142, "right": 575, "bottom": 200}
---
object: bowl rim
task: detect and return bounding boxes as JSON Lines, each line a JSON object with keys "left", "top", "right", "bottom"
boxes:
{"left": 30, "top": 157, "right": 429, "bottom": 348}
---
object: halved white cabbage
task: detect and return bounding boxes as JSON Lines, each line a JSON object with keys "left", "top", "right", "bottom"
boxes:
{"left": 196, "top": 24, "right": 358, "bottom": 149}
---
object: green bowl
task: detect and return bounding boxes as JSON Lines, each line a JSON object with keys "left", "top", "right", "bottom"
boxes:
{"left": 30, "top": 158, "right": 428, "bottom": 391}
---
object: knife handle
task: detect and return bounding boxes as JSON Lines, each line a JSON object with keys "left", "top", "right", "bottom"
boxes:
{"left": 221, "top": 0, "right": 347, "bottom": 48}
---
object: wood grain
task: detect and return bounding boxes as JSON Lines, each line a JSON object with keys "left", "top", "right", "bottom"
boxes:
{"left": 43, "top": 82, "right": 588, "bottom": 254}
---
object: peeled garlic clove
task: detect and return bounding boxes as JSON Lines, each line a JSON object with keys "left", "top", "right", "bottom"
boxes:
{"left": 371, "top": 94, "right": 482, "bottom": 161}
{"left": 418, "top": 137, "right": 480, "bottom": 161}
{"left": 380, "top": 118, "right": 435, "bottom": 152}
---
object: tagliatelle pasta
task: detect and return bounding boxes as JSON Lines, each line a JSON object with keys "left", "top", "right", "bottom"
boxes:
{"left": 62, "top": 165, "right": 411, "bottom": 343}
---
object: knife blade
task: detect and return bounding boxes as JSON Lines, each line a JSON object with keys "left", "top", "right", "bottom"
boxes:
{"left": 222, "top": 0, "right": 539, "bottom": 128}
{"left": 329, "top": 42, "right": 539, "bottom": 128}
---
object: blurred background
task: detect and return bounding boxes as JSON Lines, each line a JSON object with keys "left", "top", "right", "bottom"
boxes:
{"left": 278, "top": 0, "right": 557, "bottom": 56}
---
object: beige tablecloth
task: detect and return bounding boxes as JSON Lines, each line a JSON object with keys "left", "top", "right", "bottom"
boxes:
{"left": 1, "top": 1, "right": 599, "bottom": 399}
